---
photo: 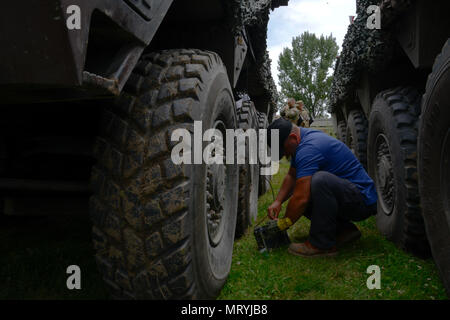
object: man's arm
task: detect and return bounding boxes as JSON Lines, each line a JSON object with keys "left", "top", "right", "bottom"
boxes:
{"left": 285, "top": 176, "right": 312, "bottom": 224}
{"left": 267, "top": 166, "right": 296, "bottom": 219}
{"left": 276, "top": 167, "right": 297, "bottom": 203}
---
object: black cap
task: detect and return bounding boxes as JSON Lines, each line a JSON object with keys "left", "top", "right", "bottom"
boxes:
{"left": 267, "top": 118, "right": 293, "bottom": 161}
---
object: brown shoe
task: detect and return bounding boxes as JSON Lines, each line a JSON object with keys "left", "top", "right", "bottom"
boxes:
{"left": 288, "top": 241, "right": 337, "bottom": 257}
{"left": 336, "top": 224, "right": 361, "bottom": 247}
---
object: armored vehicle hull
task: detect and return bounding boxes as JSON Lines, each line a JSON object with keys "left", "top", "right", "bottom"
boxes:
{"left": 0, "top": 0, "right": 288, "bottom": 299}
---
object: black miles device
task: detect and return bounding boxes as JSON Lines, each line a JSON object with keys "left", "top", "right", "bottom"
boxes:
{"left": 254, "top": 220, "right": 291, "bottom": 253}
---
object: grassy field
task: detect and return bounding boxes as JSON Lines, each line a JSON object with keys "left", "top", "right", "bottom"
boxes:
{"left": 0, "top": 162, "right": 446, "bottom": 300}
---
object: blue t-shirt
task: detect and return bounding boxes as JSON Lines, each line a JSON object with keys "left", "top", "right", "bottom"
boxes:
{"left": 290, "top": 128, "right": 377, "bottom": 205}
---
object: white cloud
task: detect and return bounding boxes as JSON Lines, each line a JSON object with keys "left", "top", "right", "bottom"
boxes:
{"left": 268, "top": 0, "right": 356, "bottom": 90}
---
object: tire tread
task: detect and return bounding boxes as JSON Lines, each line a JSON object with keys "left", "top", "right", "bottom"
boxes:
{"left": 376, "top": 87, "right": 430, "bottom": 257}
{"left": 91, "top": 49, "right": 225, "bottom": 299}
{"left": 235, "top": 102, "right": 259, "bottom": 237}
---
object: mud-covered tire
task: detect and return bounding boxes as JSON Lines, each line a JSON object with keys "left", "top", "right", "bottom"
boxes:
{"left": 368, "top": 87, "right": 430, "bottom": 258}
{"left": 346, "top": 110, "right": 368, "bottom": 169}
{"left": 256, "top": 111, "right": 270, "bottom": 196}
{"left": 418, "top": 39, "right": 450, "bottom": 295}
{"left": 235, "top": 102, "right": 259, "bottom": 238}
{"left": 90, "top": 49, "right": 239, "bottom": 299}
{"left": 336, "top": 120, "right": 347, "bottom": 143}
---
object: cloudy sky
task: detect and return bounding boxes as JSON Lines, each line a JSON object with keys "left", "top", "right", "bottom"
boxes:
{"left": 267, "top": 0, "right": 357, "bottom": 89}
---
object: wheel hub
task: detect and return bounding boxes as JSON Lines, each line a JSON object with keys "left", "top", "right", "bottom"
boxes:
{"left": 378, "top": 155, "right": 391, "bottom": 187}
{"left": 206, "top": 120, "right": 227, "bottom": 246}
{"left": 375, "top": 134, "right": 395, "bottom": 215}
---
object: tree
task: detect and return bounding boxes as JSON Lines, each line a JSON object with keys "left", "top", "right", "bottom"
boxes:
{"left": 277, "top": 32, "right": 339, "bottom": 118}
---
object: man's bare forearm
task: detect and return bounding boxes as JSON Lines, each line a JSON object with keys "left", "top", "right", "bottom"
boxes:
{"left": 285, "top": 176, "right": 312, "bottom": 224}
{"left": 285, "top": 197, "right": 308, "bottom": 224}
{"left": 275, "top": 168, "right": 296, "bottom": 203}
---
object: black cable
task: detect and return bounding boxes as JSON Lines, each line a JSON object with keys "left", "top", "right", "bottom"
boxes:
{"left": 255, "top": 174, "right": 276, "bottom": 227}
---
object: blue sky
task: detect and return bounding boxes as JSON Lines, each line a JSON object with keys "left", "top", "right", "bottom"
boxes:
{"left": 267, "top": 0, "right": 357, "bottom": 89}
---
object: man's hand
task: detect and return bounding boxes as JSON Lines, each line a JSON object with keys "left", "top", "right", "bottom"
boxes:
{"left": 267, "top": 200, "right": 282, "bottom": 220}
{"left": 267, "top": 167, "right": 297, "bottom": 220}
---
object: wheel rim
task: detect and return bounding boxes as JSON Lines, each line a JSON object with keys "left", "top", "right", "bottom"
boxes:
{"left": 441, "top": 129, "right": 450, "bottom": 229}
{"left": 375, "top": 134, "right": 395, "bottom": 215}
{"left": 206, "top": 120, "right": 227, "bottom": 247}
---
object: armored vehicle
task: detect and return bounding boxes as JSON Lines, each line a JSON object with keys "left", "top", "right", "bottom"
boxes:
{"left": 0, "top": 0, "right": 288, "bottom": 299}
{"left": 330, "top": 0, "right": 450, "bottom": 295}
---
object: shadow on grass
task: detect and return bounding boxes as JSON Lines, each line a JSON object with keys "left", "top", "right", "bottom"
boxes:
{"left": 0, "top": 214, "right": 109, "bottom": 300}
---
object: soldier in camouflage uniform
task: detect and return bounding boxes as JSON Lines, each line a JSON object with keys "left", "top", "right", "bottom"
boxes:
{"left": 295, "top": 100, "right": 312, "bottom": 128}
{"left": 280, "top": 98, "right": 301, "bottom": 125}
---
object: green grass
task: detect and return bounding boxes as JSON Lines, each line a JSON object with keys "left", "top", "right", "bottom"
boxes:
{"left": 0, "top": 160, "right": 446, "bottom": 299}
{"left": 218, "top": 159, "right": 447, "bottom": 300}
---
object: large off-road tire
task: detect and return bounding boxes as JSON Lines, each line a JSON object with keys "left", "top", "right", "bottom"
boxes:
{"left": 368, "top": 87, "right": 430, "bottom": 258}
{"left": 90, "top": 49, "right": 239, "bottom": 299}
{"left": 418, "top": 39, "right": 450, "bottom": 295}
{"left": 235, "top": 101, "right": 259, "bottom": 238}
{"left": 256, "top": 110, "right": 270, "bottom": 196}
{"left": 345, "top": 110, "right": 368, "bottom": 169}
{"left": 336, "top": 120, "right": 347, "bottom": 143}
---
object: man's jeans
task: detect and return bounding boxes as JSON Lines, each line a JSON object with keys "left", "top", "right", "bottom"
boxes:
{"left": 303, "top": 171, "right": 377, "bottom": 249}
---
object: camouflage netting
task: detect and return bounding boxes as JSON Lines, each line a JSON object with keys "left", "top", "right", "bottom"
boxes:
{"left": 226, "top": 0, "right": 289, "bottom": 118}
{"left": 329, "top": 0, "right": 413, "bottom": 113}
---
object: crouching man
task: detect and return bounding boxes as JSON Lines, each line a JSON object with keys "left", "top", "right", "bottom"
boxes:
{"left": 267, "top": 118, "right": 377, "bottom": 257}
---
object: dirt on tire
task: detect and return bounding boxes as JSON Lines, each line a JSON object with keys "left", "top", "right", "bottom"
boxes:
{"left": 235, "top": 101, "right": 259, "bottom": 238}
